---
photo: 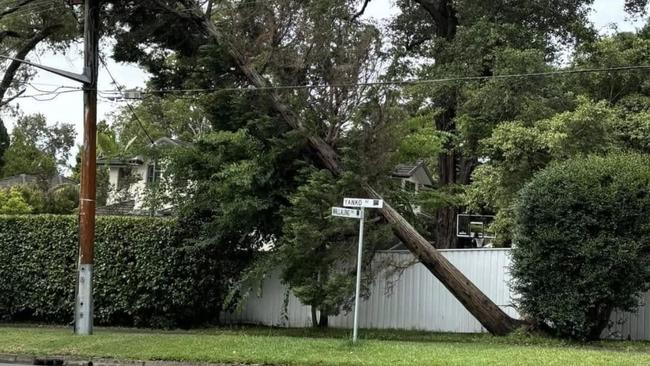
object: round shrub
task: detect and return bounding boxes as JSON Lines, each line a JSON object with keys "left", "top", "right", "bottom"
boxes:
{"left": 511, "top": 153, "right": 650, "bottom": 340}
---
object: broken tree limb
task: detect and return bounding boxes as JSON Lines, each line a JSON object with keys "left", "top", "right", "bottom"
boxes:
{"left": 166, "top": 1, "right": 519, "bottom": 336}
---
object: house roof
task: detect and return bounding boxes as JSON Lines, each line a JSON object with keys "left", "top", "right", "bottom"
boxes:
{"left": 96, "top": 157, "right": 130, "bottom": 166}
{"left": 0, "top": 174, "right": 77, "bottom": 189}
{"left": 392, "top": 160, "right": 435, "bottom": 186}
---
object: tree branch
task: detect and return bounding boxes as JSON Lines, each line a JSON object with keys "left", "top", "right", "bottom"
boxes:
{"left": 0, "top": 24, "right": 63, "bottom": 106}
{"left": 206, "top": 0, "right": 213, "bottom": 18}
{"left": 0, "top": 0, "right": 38, "bottom": 20}
{"left": 351, "top": 0, "right": 371, "bottom": 21}
{"left": 0, "top": 88, "right": 26, "bottom": 107}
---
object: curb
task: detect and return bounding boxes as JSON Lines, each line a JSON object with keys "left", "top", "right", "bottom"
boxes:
{"left": 0, "top": 355, "right": 259, "bottom": 366}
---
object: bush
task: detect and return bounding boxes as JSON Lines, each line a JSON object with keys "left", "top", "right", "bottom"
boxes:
{"left": 0, "top": 215, "right": 245, "bottom": 328}
{"left": 511, "top": 153, "right": 650, "bottom": 340}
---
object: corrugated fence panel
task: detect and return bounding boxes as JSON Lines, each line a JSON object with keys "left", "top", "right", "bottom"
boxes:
{"left": 609, "top": 291, "right": 650, "bottom": 340}
{"left": 223, "top": 248, "right": 650, "bottom": 340}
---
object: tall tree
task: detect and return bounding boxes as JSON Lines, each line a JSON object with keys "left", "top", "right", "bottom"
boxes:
{"left": 389, "top": 0, "right": 603, "bottom": 248}
{"left": 122, "top": 0, "right": 519, "bottom": 335}
{"left": 1, "top": 113, "right": 76, "bottom": 183}
{"left": 466, "top": 24, "right": 650, "bottom": 244}
{"left": 276, "top": 169, "right": 392, "bottom": 328}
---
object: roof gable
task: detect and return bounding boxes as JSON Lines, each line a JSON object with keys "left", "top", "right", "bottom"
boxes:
{"left": 392, "top": 161, "right": 434, "bottom": 186}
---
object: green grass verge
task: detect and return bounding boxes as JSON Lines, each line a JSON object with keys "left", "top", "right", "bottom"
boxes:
{"left": 0, "top": 325, "right": 649, "bottom": 366}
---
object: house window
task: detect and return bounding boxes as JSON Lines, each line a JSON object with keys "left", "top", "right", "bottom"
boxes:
{"left": 147, "top": 163, "right": 163, "bottom": 184}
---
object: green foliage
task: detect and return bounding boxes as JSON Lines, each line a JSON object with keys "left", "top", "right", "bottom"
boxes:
{"left": 0, "top": 141, "right": 57, "bottom": 182}
{"left": 572, "top": 25, "right": 650, "bottom": 106}
{"left": 1, "top": 114, "right": 76, "bottom": 181}
{"left": 396, "top": 112, "right": 446, "bottom": 165}
{"left": 466, "top": 99, "right": 627, "bottom": 244}
{"left": 0, "top": 184, "right": 77, "bottom": 215}
{"left": 46, "top": 185, "right": 79, "bottom": 214}
{"left": 0, "top": 187, "right": 32, "bottom": 214}
{"left": 274, "top": 169, "right": 391, "bottom": 325}
{"left": 0, "top": 215, "right": 240, "bottom": 328}
{"left": 511, "top": 154, "right": 650, "bottom": 340}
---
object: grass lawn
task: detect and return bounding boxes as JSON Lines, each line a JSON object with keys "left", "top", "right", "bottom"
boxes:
{"left": 0, "top": 325, "right": 649, "bottom": 366}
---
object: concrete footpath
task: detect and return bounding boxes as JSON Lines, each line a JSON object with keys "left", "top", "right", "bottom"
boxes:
{"left": 0, "top": 355, "right": 259, "bottom": 366}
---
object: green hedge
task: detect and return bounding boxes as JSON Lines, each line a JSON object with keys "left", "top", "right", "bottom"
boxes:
{"left": 0, "top": 215, "right": 240, "bottom": 328}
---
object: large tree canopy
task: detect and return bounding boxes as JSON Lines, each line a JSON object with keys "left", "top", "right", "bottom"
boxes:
{"left": 465, "top": 25, "right": 650, "bottom": 244}
{"left": 1, "top": 113, "right": 76, "bottom": 183}
{"left": 388, "top": 0, "right": 648, "bottom": 248}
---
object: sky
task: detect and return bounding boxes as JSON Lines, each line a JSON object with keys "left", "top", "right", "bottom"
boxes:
{"left": 2, "top": 0, "right": 647, "bottom": 152}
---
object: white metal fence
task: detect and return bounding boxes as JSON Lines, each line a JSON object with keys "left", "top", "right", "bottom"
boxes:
{"left": 223, "top": 248, "right": 650, "bottom": 340}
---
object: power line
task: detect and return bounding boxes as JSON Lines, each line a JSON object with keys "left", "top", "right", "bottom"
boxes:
{"left": 100, "top": 64, "right": 650, "bottom": 95}
{"left": 98, "top": 55, "right": 155, "bottom": 144}
{"left": 5, "top": 63, "right": 650, "bottom": 98}
{"left": 13, "top": 87, "right": 81, "bottom": 101}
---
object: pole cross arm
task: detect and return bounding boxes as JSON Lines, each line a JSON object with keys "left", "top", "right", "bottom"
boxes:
{"left": 0, "top": 55, "right": 90, "bottom": 84}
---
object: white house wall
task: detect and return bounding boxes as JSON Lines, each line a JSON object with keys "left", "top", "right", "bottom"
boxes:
{"left": 130, "top": 165, "right": 149, "bottom": 209}
{"left": 106, "top": 165, "right": 149, "bottom": 207}
{"left": 223, "top": 248, "right": 650, "bottom": 340}
{"left": 107, "top": 168, "right": 120, "bottom": 205}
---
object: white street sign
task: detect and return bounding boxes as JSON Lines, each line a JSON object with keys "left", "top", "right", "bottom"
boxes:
{"left": 343, "top": 198, "right": 384, "bottom": 208}
{"left": 336, "top": 197, "right": 383, "bottom": 343}
{"left": 331, "top": 207, "right": 361, "bottom": 219}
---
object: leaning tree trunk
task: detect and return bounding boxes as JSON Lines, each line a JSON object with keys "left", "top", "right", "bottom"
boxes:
{"left": 168, "top": 6, "right": 520, "bottom": 336}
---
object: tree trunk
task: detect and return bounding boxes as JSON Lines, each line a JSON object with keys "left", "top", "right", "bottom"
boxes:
{"left": 311, "top": 306, "right": 318, "bottom": 328}
{"left": 318, "top": 311, "right": 329, "bottom": 328}
{"left": 588, "top": 304, "right": 614, "bottom": 340}
{"left": 363, "top": 184, "right": 519, "bottom": 335}
{"left": 173, "top": 6, "right": 520, "bottom": 336}
{"left": 436, "top": 143, "right": 458, "bottom": 249}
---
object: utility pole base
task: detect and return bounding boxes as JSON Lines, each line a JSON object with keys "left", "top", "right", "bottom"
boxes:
{"left": 74, "top": 264, "right": 93, "bottom": 335}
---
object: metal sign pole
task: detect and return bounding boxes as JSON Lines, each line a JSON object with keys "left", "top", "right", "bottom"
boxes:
{"left": 334, "top": 198, "right": 382, "bottom": 343}
{"left": 352, "top": 207, "right": 365, "bottom": 343}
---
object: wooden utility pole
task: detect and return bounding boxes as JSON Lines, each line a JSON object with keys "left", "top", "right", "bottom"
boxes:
{"left": 75, "top": 0, "right": 99, "bottom": 335}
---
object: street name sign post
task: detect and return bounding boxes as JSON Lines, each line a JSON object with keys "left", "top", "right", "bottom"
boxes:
{"left": 331, "top": 198, "right": 383, "bottom": 343}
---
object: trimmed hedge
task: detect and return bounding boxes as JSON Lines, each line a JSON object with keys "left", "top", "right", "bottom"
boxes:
{"left": 0, "top": 215, "right": 241, "bottom": 328}
{"left": 512, "top": 153, "right": 650, "bottom": 340}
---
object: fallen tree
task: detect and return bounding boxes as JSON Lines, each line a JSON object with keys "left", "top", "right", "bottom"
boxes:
{"left": 153, "top": 0, "right": 519, "bottom": 336}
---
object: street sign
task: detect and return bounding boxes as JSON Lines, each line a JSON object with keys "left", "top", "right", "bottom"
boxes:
{"left": 335, "top": 197, "right": 384, "bottom": 344}
{"left": 331, "top": 207, "right": 361, "bottom": 219}
{"left": 343, "top": 198, "right": 384, "bottom": 208}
